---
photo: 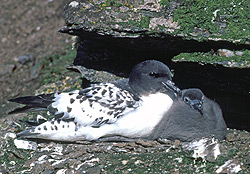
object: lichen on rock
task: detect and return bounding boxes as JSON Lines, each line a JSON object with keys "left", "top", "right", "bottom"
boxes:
{"left": 61, "top": 0, "right": 250, "bottom": 44}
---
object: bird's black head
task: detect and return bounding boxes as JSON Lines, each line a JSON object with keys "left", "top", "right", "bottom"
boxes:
{"left": 182, "top": 88, "right": 204, "bottom": 115}
{"left": 129, "top": 60, "right": 181, "bottom": 96}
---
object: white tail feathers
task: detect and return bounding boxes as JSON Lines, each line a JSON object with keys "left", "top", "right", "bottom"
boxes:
{"left": 17, "top": 119, "right": 81, "bottom": 142}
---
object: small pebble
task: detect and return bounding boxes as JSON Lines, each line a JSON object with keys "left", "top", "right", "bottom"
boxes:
{"left": 16, "top": 55, "right": 34, "bottom": 65}
{"left": 235, "top": 51, "right": 244, "bottom": 56}
{"left": 14, "top": 139, "right": 37, "bottom": 150}
{"left": 217, "top": 49, "right": 234, "bottom": 57}
{"left": 135, "top": 139, "right": 159, "bottom": 147}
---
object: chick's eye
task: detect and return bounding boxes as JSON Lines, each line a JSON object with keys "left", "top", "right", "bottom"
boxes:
{"left": 149, "top": 72, "right": 160, "bottom": 78}
{"left": 184, "top": 97, "right": 189, "bottom": 103}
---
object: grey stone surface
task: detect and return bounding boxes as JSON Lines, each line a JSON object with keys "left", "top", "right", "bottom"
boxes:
{"left": 60, "top": 0, "right": 250, "bottom": 44}
{"left": 17, "top": 55, "right": 34, "bottom": 65}
{"left": 0, "top": 64, "right": 15, "bottom": 76}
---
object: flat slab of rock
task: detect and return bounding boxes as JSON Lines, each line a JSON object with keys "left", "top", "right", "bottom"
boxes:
{"left": 60, "top": 0, "right": 250, "bottom": 44}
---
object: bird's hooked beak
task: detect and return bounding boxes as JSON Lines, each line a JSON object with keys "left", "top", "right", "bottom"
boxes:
{"left": 162, "top": 81, "right": 182, "bottom": 97}
{"left": 185, "top": 97, "right": 204, "bottom": 115}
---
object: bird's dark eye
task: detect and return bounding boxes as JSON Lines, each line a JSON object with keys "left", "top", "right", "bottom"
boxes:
{"left": 149, "top": 72, "right": 160, "bottom": 78}
{"left": 184, "top": 97, "right": 189, "bottom": 103}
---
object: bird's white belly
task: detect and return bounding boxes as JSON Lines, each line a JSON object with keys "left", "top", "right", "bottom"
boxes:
{"left": 116, "top": 93, "right": 173, "bottom": 137}
{"left": 81, "top": 93, "right": 173, "bottom": 140}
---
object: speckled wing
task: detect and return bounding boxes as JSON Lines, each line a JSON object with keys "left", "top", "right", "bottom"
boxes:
{"left": 50, "top": 83, "right": 140, "bottom": 127}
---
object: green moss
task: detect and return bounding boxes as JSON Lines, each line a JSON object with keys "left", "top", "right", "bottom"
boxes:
{"left": 118, "top": 15, "right": 151, "bottom": 29}
{"left": 98, "top": 0, "right": 122, "bottom": 8}
{"left": 172, "top": 49, "right": 250, "bottom": 67}
{"left": 100, "top": 150, "right": 192, "bottom": 173}
{"left": 159, "top": 0, "right": 170, "bottom": 8}
{"left": 139, "top": 15, "right": 151, "bottom": 28}
{"left": 98, "top": 147, "right": 235, "bottom": 173}
{"left": 173, "top": 0, "right": 250, "bottom": 43}
{"left": 105, "top": 0, "right": 122, "bottom": 7}
{"left": 0, "top": 139, "right": 32, "bottom": 171}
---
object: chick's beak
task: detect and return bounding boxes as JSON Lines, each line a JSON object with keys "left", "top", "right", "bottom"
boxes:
{"left": 189, "top": 99, "right": 204, "bottom": 115}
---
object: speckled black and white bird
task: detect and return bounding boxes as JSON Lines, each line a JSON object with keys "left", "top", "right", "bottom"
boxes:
{"left": 9, "top": 60, "right": 181, "bottom": 142}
